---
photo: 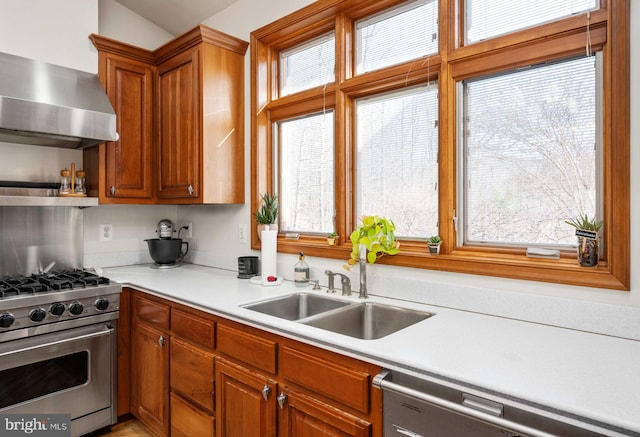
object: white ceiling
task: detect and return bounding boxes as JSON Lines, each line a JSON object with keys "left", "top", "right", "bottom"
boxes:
{"left": 114, "top": 0, "right": 240, "bottom": 36}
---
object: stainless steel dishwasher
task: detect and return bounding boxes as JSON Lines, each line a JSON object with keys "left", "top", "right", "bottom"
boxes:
{"left": 373, "top": 370, "right": 618, "bottom": 437}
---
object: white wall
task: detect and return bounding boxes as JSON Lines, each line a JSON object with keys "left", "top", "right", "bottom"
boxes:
{"left": 0, "top": 0, "right": 99, "bottom": 73}
{"left": 176, "top": 0, "right": 640, "bottom": 339}
{"left": 98, "top": 0, "right": 174, "bottom": 50}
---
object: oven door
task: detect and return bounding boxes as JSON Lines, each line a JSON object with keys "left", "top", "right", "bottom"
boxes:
{"left": 0, "top": 323, "right": 115, "bottom": 424}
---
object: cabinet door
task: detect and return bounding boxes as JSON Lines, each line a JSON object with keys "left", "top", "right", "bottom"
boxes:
{"left": 215, "top": 358, "right": 277, "bottom": 437}
{"left": 170, "top": 337, "right": 215, "bottom": 412}
{"left": 157, "top": 48, "right": 200, "bottom": 201}
{"left": 132, "top": 322, "right": 169, "bottom": 436}
{"left": 104, "top": 55, "right": 154, "bottom": 200}
{"left": 278, "top": 389, "right": 371, "bottom": 437}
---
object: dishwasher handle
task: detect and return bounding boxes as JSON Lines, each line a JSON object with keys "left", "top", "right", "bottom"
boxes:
{"left": 374, "top": 371, "right": 556, "bottom": 437}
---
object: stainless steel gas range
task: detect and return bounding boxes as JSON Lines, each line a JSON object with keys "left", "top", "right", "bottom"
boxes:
{"left": 0, "top": 269, "right": 121, "bottom": 437}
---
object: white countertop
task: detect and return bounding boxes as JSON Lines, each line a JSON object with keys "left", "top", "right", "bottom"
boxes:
{"left": 104, "top": 263, "right": 640, "bottom": 436}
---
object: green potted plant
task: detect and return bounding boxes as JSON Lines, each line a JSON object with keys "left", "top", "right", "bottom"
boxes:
{"left": 565, "top": 214, "right": 602, "bottom": 267}
{"left": 344, "top": 216, "right": 400, "bottom": 270}
{"left": 326, "top": 232, "right": 339, "bottom": 246}
{"left": 254, "top": 193, "right": 278, "bottom": 239}
{"left": 427, "top": 235, "right": 442, "bottom": 254}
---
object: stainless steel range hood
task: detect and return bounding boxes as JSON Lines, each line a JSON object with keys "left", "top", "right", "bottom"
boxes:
{"left": 0, "top": 51, "right": 119, "bottom": 149}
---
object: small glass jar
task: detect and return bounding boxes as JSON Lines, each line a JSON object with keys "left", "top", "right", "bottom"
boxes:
{"left": 75, "top": 170, "right": 86, "bottom": 195}
{"left": 59, "top": 169, "right": 71, "bottom": 194}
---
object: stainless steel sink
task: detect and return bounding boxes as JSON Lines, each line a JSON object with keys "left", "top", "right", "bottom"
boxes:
{"left": 301, "top": 302, "right": 432, "bottom": 340}
{"left": 242, "top": 293, "right": 352, "bottom": 321}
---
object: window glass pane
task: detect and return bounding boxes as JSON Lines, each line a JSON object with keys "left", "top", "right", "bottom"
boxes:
{"left": 462, "top": 56, "right": 598, "bottom": 246}
{"left": 277, "top": 112, "right": 335, "bottom": 233}
{"left": 466, "top": 0, "right": 597, "bottom": 43}
{"left": 356, "top": 0, "right": 438, "bottom": 75}
{"left": 280, "top": 33, "right": 335, "bottom": 96}
{"left": 356, "top": 86, "right": 439, "bottom": 238}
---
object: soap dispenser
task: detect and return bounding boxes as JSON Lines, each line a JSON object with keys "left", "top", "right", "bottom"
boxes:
{"left": 294, "top": 252, "right": 310, "bottom": 287}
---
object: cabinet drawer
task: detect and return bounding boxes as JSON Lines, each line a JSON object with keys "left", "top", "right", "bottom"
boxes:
{"left": 134, "top": 295, "right": 170, "bottom": 329}
{"left": 280, "top": 345, "right": 370, "bottom": 414}
{"left": 170, "top": 337, "right": 215, "bottom": 412}
{"left": 170, "top": 392, "right": 215, "bottom": 437}
{"left": 172, "top": 307, "right": 215, "bottom": 349}
{"left": 217, "top": 323, "right": 277, "bottom": 373}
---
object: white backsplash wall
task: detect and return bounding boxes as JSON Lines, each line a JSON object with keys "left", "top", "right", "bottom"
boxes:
{"left": 83, "top": 205, "right": 178, "bottom": 268}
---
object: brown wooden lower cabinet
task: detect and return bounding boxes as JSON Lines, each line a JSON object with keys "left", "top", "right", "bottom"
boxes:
{"left": 127, "top": 291, "right": 382, "bottom": 436}
{"left": 215, "top": 357, "right": 277, "bottom": 436}
{"left": 131, "top": 320, "right": 170, "bottom": 437}
{"left": 278, "top": 388, "right": 371, "bottom": 437}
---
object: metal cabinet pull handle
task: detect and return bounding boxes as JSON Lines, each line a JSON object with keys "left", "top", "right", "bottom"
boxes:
{"left": 277, "top": 392, "right": 287, "bottom": 409}
{"left": 158, "top": 335, "right": 165, "bottom": 346}
{"left": 188, "top": 184, "right": 194, "bottom": 195}
{"left": 392, "top": 425, "right": 424, "bottom": 437}
{"left": 110, "top": 186, "right": 115, "bottom": 195}
{"left": 262, "top": 385, "right": 271, "bottom": 400}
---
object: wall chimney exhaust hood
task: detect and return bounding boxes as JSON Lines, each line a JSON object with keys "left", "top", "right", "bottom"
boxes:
{"left": 0, "top": 51, "right": 119, "bottom": 149}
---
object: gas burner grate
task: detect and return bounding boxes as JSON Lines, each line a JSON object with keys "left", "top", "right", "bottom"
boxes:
{"left": 0, "top": 277, "right": 52, "bottom": 297}
{"left": 0, "top": 270, "right": 110, "bottom": 299}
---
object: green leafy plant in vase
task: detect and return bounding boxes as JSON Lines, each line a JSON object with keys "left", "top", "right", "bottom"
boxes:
{"left": 427, "top": 235, "right": 442, "bottom": 254}
{"left": 344, "top": 216, "right": 400, "bottom": 270}
{"left": 254, "top": 193, "right": 278, "bottom": 239}
{"left": 565, "top": 214, "right": 602, "bottom": 267}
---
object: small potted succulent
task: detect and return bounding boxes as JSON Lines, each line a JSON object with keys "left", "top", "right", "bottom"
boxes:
{"left": 427, "top": 235, "right": 442, "bottom": 254}
{"left": 326, "top": 232, "right": 339, "bottom": 246}
{"left": 254, "top": 192, "right": 278, "bottom": 239}
{"left": 344, "top": 215, "right": 400, "bottom": 270}
{"left": 565, "top": 214, "right": 602, "bottom": 267}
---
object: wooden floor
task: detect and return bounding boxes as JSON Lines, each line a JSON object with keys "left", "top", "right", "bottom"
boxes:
{"left": 96, "top": 419, "right": 155, "bottom": 437}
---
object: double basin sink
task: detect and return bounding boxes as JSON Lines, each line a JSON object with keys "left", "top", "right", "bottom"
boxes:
{"left": 241, "top": 293, "right": 432, "bottom": 340}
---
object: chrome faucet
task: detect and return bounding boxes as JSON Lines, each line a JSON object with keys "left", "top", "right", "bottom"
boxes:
{"left": 334, "top": 273, "right": 351, "bottom": 296}
{"left": 359, "top": 244, "right": 368, "bottom": 299}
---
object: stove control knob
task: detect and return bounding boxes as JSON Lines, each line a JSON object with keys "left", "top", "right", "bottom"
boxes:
{"left": 69, "top": 301, "right": 84, "bottom": 315}
{"left": 0, "top": 312, "right": 15, "bottom": 328}
{"left": 94, "top": 297, "right": 109, "bottom": 311}
{"left": 49, "top": 302, "right": 66, "bottom": 316}
{"left": 29, "top": 308, "right": 47, "bottom": 322}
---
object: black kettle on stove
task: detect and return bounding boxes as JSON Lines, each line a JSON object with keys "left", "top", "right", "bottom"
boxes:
{"left": 145, "top": 219, "right": 189, "bottom": 267}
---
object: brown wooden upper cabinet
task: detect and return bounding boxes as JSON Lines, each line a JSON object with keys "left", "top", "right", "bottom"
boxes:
{"left": 86, "top": 26, "right": 248, "bottom": 204}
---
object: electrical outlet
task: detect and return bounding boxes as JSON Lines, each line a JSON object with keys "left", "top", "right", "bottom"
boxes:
{"left": 181, "top": 222, "right": 193, "bottom": 238}
{"left": 239, "top": 224, "right": 247, "bottom": 243}
{"left": 100, "top": 224, "right": 113, "bottom": 241}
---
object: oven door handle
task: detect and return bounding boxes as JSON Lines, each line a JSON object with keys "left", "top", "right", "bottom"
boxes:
{"left": 375, "top": 374, "right": 556, "bottom": 437}
{"left": 0, "top": 325, "right": 113, "bottom": 358}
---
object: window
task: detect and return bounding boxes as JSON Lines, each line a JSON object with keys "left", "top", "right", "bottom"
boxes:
{"left": 251, "top": 0, "right": 629, "bottom": 290}
{"left": 280, "top": 33, "right": 335, "bottom": 96}
{"left": 465, "top": 0, "right": 598, "bottom": 43}
{"left": 356, "top": 86, "right": 439, "bottom": 238}
{"left": 356, "top": 0, "right": 438, "bottom": 74}
{"left": 461, "top": 55, "right": 600, "bottom": 247}
{"left": 277, "top": 112, "right": 335, "bottom": 233}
